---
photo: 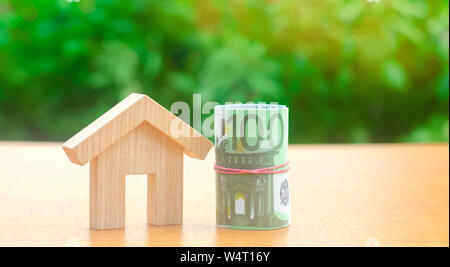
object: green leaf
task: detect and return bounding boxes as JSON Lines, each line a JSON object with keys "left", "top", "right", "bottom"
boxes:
{"left": 382, "top": 60, "right": 407, "bottom": 91}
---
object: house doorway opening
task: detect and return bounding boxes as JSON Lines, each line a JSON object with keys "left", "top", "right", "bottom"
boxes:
{"left": 125, "top": 174, "right": 147, "bottom": 227}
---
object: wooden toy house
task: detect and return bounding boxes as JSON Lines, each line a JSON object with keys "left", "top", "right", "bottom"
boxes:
{"left": 62, "top": 93, "right": 212, "bottom": 230}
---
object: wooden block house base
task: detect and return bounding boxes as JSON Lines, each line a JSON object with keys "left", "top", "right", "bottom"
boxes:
{"left": 89, "top": 172, "right": 183, "bottom": 230}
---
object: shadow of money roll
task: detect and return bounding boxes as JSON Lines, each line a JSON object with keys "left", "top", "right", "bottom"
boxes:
{"left": 214, "top": 104, "right": 290, "bottom": 230}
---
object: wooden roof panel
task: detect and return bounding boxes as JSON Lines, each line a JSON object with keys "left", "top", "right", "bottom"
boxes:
{"left": 62, "top": 93, "right": 213, "bottom": 165}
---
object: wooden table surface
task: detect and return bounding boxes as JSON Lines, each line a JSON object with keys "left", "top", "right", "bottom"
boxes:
{"left": 0, "top": 142, "right": 448, "bottom": 247}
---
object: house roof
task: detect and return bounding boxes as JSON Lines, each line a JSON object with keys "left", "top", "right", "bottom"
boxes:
{"left": 62, "top": 93, "right": 213, "bottom": 165}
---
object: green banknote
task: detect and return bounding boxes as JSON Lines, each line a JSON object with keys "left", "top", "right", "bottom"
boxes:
{"left": 214, "top": 104, "right": 290, "bottom": 230}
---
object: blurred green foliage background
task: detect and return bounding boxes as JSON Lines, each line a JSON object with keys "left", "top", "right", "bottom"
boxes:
{"left": 0, "top": 0, "right": 448, "bottom": 143}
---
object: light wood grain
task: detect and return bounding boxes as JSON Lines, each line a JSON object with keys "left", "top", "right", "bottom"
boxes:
{"left": 89, "top": 157, "right": 125, "bottom": 230}
{"left": 61, "top": 93, "right": 212, "bottom": 230}
{"left": 88, "top": 122, "right": 186, "bottom": 229}
{"left": 0, "top": 142, "right": 448, "bottom": 246}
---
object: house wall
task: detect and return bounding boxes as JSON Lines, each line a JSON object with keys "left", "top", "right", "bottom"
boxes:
{"left": 89, "top": 122, "right": 184, "bottom": 229}
{"left": 98, "top": 121, "right": 183, "bottom": 175}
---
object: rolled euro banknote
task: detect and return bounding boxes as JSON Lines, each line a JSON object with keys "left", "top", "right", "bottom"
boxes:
{"left": 214, "top": 104, "right": 290, "bottom": 230}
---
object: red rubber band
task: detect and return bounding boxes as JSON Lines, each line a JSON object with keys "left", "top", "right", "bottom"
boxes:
{"left": 214, "top": 161, "right": 289, "bottom": 175}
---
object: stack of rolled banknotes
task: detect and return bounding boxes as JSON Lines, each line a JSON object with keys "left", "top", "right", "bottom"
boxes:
{"left": 214, "top": 104, "right": 290, "bottom": 230}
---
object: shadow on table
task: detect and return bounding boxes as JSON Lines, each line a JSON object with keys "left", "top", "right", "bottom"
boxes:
{"left": 213, "top": 226, "right": 291, "bottom": 246}
{"left": 87, "top": 223, "right": 290, "bottom": 246}
{"left": 88, "top": 229, "right": 126, "bottom": 246}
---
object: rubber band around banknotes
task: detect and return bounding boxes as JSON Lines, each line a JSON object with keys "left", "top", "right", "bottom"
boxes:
{"left": 214, "top": 161, "right": 289, "bottom": 175}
